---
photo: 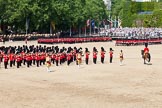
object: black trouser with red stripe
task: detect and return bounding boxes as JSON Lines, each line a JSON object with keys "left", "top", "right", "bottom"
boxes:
{"left": 56, "top": 60, "right": 58, "bottom": 66}
{"left": 110, "top": 57, "right": 113, "bottom": 63}
{"left": 23, "top": 59, "right": 26, "bottom": 65}
{"left": 74, "top": 56, "right": 76, "bottom": 61}
{"left": 85, "top": 58, "right": 89, "bottom": 65}
{"left": 36, "top": 60, "right": 39, "bottom": 67}
{"left": 27, "top": 60, "right": 30, "bottom": 67}
{"left": 0, "top": 58, "right": 2, "bottom": 62}
{"left": 33, "top": 59, "right": 35, "bottom": 65}
{"left": 10, "top": 61, "right": 13, "bottom": 67}
{"left": 67, "top": 60, "right": 70, "bottom": 66}
{"left": 93, "top": 58, "right": 97, "bottom": 64}
{"left": 17, "top": 61, "right": 20, "bottom": 68}
{"left": 60, "top": 59, "right": 62, "bottom": 65}
{"left": 40, "top": 60, "right": 42, "bottom": 66}
{"left": 20, "top": 60, "right": 22, "bottom": 66}
{"left": 43, "top": 59, "right": 45, "bottom": 65}
{"left": 13, "top": 60, "right": 15, "bottom": 66}
{"left": 101, "top": 57, "right": 104, "bottom": 64}
{"left": 51, "top": 59, "right": 55, "bottom": 64}
{"left": 4, "top": 61, "right": 8, "bottom": 69}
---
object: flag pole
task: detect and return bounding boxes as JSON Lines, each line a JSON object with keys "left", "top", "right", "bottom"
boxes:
{"left": 111, "top": 17, "right": 113, "bottom": 28}
{"left": 85, "top": 25, "right": 86, "bottom": 37}
{"left": 118, "top": 16, "right": 119, "bottom": 28}
{"left": 98, "top": 20, "right": 99, "bottom": 36}
{"left": 26, "top": 17, "right": 27, "bottom": 35}
{"left": 93, "top": 20, "right": 95, "bottom": 34}
{"left": 109, "top": 14, "right": 110, "bottom": 29}
{"left": 70, "top": 25, "right": 72, "bottom": 37}
{"left": 114, "top": 16, "right": 116, "bottom": 28}
{"left": 90, "top": 19, "right": 91, "bottom": 36}
{"left": 50, "top": 22, "right": 52, "bottom": 34}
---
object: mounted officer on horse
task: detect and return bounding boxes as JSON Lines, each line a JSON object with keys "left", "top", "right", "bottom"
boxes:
{"left": 141, "top": 43, "right": 151, "bottom": 64}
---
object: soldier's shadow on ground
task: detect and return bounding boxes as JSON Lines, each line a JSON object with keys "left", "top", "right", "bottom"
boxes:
{"left": 120, "top": 64, "right": 126, "bottom": 66}
{"left": 49, "top": 70, "right": 55, "bottom": 72}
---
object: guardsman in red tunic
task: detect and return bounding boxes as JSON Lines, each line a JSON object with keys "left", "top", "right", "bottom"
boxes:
{"left": 3, "top": 53, "right": 9, "bottom": 69}
{"left": 26, "top": 53, "right": 31, "bottom": 68}
{"left": 73, "top": 48, "right": 77, "bottom": 61}
{"left": 16, "top": 54, "right": 21, "bottom": 68}
{"left": 9, "top": 53, "right": 14, "bottom": 67}
{"left": 35, "top": 53, "right": 40, "bottom": 67}
{"left": 62, "top": 52, "right": 66, "bottom": 63}
{"left": 85, "top": 48, "right": 90, "bottom": 65}
{"left": 29, "top": 53, "right": 33, "bottom": 66}
{"left": 32, "top": 53, "right": 36, "bottom": 65}
{"left": 39, "top": 53, "right": 43, "bottom": 66}
{"left": 70, "top": 50, "right": 73, "bottom": 63}
{"left": 42, "top": 52, "right": 46, "bottom": 65}
{"left": 109, "top": 48, "right": 114, "bottom": 63}
{"left": 13, "top": 53, "right": 16, "bottom": 66}
{"left": 67, "top": 52, "right": 71, "bottom": 66}
{"left": 93, "top": 47, "right": 98, "bottom": 64}
{"left": 100, "top": 47, "right": 106, "bottom": 64}
{"left": 59, "top": 52, "right": 63, "bottom": 65}
{"left": 22, "top": 53, "right": 26, "bottom": 65}
{"left": 51, "top": 53, "right": 56, "bottom": 64}
{"left": 55, "top": 53, "right": 59, "bottom": 66}
{"left": 20, "top": 52, "right": 24, "bottom": 66}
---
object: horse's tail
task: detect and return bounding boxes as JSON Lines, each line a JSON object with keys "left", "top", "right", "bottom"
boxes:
{"left": 141, "top": 50, "right": 144, "bottom": 58}
{"left": 148, "top": 53, "right": 151, "bottom": 62}
{"left": 141, "top": 50, "right": 144, "bottom": 55}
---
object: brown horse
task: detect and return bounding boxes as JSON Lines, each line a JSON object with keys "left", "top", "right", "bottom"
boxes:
{"left": 141, "top": 50, "right": 151, "bottom": 64}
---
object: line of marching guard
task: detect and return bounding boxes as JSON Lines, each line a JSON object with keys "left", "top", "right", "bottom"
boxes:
{"left": 0, "top": 45, "right": 124, "bottom": 70}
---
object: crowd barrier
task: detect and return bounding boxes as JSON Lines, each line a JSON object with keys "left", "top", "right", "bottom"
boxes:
{"left": 38, "top": 37, "right": 112, "bottom": 44}
{"left": 115, "top": 38, "right": 162, "bottom": 46}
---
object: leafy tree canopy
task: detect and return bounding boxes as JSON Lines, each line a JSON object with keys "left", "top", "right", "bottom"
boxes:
{"left": 0, "top": 0, "right": 108, "bottom": 33}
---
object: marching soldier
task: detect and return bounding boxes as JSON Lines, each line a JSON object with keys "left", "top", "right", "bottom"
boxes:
{"left": 16, "top": 54, "right": 21, "bottom": 68}
{"left": 85, "top": 48, "right": 90, "bottom": 65}
{"left": 100, "top": 47, "right": 106, "bottom": 64}
{"left": 32, "top": 53, "right": 36, "bottom": 65}
{"left": 73, "top": 47, "right": 77, "bottom": 61}
{"left": 93, "top": 47, "right": 98, "bottom": 64}
{"left": 51, "top": 52, "right": 56, "bottom": 64}
{"left": 22, "top": 52, "right": 26, "bottom": 65}
{"left": 55, "top": 53, "right": 59, "bottom": 66}
{"left": 109, "top": 48, "right": 114, "bottom": 63}
{"left": 66, "top": 51, "right": 71, "bottom": 66}
{"left": 35, "top": 53, "right": 40, "bottom": 67}
{"left": 26, "top": 53, "right": 31, "bottom": 68}
{"left": 59, "top": 51, "right": 63, "bottom": 65}
{"left": 3, "top": 53, "right": 9, "bottom": 69}
{"left": 42, "top": 52, "right": 46, "bottom": 65}
{"left": 9, "top": 52, "right": 14, "bottom": 67}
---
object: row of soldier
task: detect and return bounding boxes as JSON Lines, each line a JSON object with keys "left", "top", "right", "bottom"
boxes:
{"left": 0, "top": 45, "right": 115, "bottom": 69}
